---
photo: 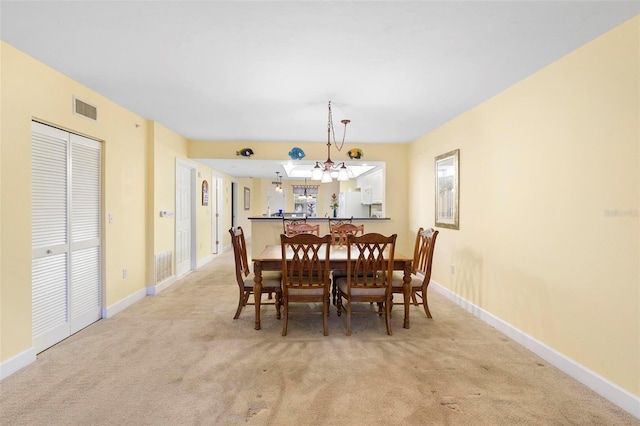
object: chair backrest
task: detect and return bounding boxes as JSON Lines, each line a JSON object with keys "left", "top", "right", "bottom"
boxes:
{"left": 346, "top": 233, "right": 397, "bottom": 291}
{"left": 229, "top": 227, "right": 250, "bottom": 284}
{"left": 327, "top": 216, "right": 353, "bottom": 229}
{"left": 330, "top": 223, "right": 364, "bottom": 246}
{"left": 285, "top": 222, "right": 320, "bottom": 236}
{"left": 280, "top": 233, "right": 332, "bottom": 292}
{"left": 412, "top": 227, "right": 439, "bottom": 281}
{"left": 282, "top": 217, "right": 307, "bottom": 234}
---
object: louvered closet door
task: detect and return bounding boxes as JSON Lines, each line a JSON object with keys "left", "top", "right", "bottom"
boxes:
{"left": 31, "top": 121, "right": 102, "bottom": 353}
{"left": 69, "top": 133, "right": 101, "bottom": 334}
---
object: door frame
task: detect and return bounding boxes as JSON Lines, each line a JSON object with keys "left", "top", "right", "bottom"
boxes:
{"left": 231, "top": 181, "right": 239, "bottom": 229}
{"left": 175, "top": 159, "right": 197, "bottom": 276}
{"left": 211, "top": 173, "right": 224, "bottom": 254}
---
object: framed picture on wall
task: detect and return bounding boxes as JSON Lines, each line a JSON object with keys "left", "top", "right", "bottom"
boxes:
{"left": 435, "top": 149, "right": 459, "bottom": 229}
{"left": 244, "top": 187, "right": 250, "bottom": 210}
{"left": 202, "top": 180, "right": 209, "bottom": 206}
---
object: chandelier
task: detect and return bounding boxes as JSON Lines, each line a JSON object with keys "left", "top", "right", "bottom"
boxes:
{"left": 296, "top": 179, "right": 316, "bottom": 200}
{"left": 310, "top": 101, "right": 350, "bottom": 183}
{"left": 272, "top": 171, "right": 283, "bottom": 192}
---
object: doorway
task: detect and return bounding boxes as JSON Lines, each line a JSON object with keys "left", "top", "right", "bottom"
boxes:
{"left": 231, "top": 181, "right": 238, "bottom": 228}
{"left": 211, "top": 174, "right": 224, "bottom": 254}
{"left": 175, "top": 160, "right": 196, "bottom": 277}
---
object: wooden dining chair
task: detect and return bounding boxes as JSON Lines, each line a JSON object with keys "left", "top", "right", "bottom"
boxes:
{"left": 327, "top": 216, "right": 352, "bottom": 228}
{"left": 329, "top": 222, "right": 365, "bottom": 305}
{"left": 229, "top": 227, "right": 282, "bottom": 320}
{"left": 328, "top": 216, "right": 353, "bottom": 243}
{"left": 335, "top": 233, "right": 397, "bottom": 336}
{"left": 285, "top": 222, "right": 320, "bottom": 236}
{"left": 282, "top": 217, "right": 307, "bottom": 234}
{"left": 391, "top": 227, "right": 439, "bottom": 318}
{"left": 280, "top": 233, "right": 332, "bottom": 336}
{"left": 330, "top": 222, "right": 364, "bottom": 247}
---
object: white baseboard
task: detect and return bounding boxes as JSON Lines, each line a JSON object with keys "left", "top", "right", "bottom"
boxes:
{"left": 146, "top": 275, "right": 177, "bottom": 296}
{"left": 196, "top": 254, "right": 214, "bottom": 269}
{"left": 0, "top": 347, "right": 36, "bottom": 380}
{"left": 102, "top": 287, "right": 147, "bottom": 318}
{"left": 430, "top": 280, "right": 640, "bottom": 420}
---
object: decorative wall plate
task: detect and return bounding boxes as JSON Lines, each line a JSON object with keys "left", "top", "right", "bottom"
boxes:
{"left": 236, "top": 148, "right": 254, "bottom": 157}
{"left": 288, "top": 147, "right": 305, "bottom": 160}
{"left": 347, "top": 148, "right": 363, "bottom": 159}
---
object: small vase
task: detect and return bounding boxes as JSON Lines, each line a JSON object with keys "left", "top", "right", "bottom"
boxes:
{"left": 333, "top": 208, "right": 337, "bottom": 217}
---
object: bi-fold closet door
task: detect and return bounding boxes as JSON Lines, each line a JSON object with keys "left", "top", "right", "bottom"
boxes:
{"left": 31, "top": 121, "right": 102, "bottom": 353}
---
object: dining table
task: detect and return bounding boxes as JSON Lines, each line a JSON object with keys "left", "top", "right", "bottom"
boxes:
{"left": 252, "top": 243, "right": 414, "bottom": 330}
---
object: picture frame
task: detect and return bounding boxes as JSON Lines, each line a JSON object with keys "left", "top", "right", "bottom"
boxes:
{"left": 244, "top": 187, "right": 250, "bottom": 210}
{"left": 435, "top": 149, "right": 459, "bottom": 229}
{"left": 201, "top": 180, "right": 209, "bottom": 206}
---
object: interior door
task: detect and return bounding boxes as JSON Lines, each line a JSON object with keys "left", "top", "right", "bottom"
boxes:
{"left": 211, "top": 173, "right": 223, "bottom": 254}
{"left": 231, "top": 181, "right": 238, "bottom": 228}
{"left": 31, "top": 121, "right": 102, "bottom": 353}
{"left": 175, "top": 162, "right": 193, "bottom": 277}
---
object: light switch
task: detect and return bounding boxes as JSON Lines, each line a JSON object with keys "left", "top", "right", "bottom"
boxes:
{"left": 108, "top": 213, "right": 114, "bottom": 224}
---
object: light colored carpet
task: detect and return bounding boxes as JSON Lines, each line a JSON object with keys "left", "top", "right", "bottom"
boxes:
{"left": 1, "top": 246, "right": 637, "bottom": 425}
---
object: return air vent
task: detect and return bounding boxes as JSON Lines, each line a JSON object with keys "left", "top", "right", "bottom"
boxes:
{"left": 73, "top": 97, "right": 97, "bottom": 120}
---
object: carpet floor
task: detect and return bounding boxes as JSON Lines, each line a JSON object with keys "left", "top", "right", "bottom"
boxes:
{"left": 1, "top": 246, "right": 638, "bottom": 425}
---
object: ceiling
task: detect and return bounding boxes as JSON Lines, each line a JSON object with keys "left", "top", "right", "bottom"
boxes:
{"left": 1, "top": 1, "right": 638, "bottom": 178}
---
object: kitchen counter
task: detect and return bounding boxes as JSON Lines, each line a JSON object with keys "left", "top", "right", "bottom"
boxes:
{"left": 248, "top": 216, "right": 396, "bottom": 258}
{"left": 248, "top": 216, "right": 390, "bottom": 221}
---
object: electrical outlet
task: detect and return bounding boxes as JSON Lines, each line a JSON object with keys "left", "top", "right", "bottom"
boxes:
{"left": 450, "top": 265, "right": 456, "bottom": 274}
{"left": 122, "top": 268, "right": 128, "bottom": 278}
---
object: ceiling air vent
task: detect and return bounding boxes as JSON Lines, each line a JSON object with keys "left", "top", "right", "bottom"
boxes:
{"left": 73, "top": 97, "right": 97, "bottom": 121}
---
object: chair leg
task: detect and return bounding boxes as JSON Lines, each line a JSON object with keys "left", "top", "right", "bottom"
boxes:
{"left": 326, "top": 294, "right": 331, "bottom": 316}
{"left": 323, "top": 299, "right": 329, "bottom": 336}
{"left": 233, "top": 289, "right": 249, "bottom": 319}
{"left": 346, "top": 300, "right": 352, "bottom": 336}
{"left": 411, "top": 292, "right": 419, "bottom": 306}
{"left": 281, "top": 298, "right": 289, "bottom": 336}
{"left": 385, "top": 301, "right": 393, "bottom": 335}
{"left": 422, "top": 289, "right": 432, "bottom": 319}
{"left": 275, "top": 291, "right": 282, "bottom": 319}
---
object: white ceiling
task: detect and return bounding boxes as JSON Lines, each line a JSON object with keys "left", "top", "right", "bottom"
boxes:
{"left": 1, "top": 1, "right": 638, "bottom": 177}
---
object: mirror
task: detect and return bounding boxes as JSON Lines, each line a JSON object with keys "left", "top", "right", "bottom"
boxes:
{"left": 435, "top": 149, "right": 459, "bottom": 229}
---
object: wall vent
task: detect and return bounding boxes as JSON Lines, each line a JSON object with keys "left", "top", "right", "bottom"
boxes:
{"left": 154, "top": 251, "right": 173, "bottom": 284}
{"left": 73, "top": 97, "right": 97, "bottom": 120}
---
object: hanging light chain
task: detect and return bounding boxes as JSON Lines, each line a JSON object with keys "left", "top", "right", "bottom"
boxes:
{"left": 328, "top": 101, "right": 349, "bottom": 152}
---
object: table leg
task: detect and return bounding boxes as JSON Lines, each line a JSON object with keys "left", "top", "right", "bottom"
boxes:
{"left": 403, "top": 261, "right": 412, "bottom": 329}
{"left": 254, "top": 261, "right": 263, "bottom": 330}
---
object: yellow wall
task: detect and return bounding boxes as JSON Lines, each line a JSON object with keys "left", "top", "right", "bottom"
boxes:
{"left": 0, "top": 43, "right": 216, "bottom": 364}
{"left": 409, "top": 17, "right": 639, "bottom": 395}
{"left": 0, "top": 42, "right": 148, "bottom": 359}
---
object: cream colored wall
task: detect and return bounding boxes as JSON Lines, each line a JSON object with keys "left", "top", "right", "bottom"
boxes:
{"left": 409, "top": 17, "right": 639, "bottom": 396}
{"left": 189, "top": 140, "right": 412, "bottom": 254}
{"left": 195, "top": 165, "right": 213, "bottom": 261}
{"left": 0, "top": 42, "right": 148, "bottom": 361}
{"left": 151, "top": 122, "right": 223, "bottom": 265}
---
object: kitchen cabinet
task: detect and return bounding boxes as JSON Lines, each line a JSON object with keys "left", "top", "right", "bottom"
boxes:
{"left": 358, "top": 169, "right": 383, "bottom": 205}
{"left": 361, "top": 187, "right": 372, "bottom": 205}
{"left": 370, "top": 170, "right": 383, "bottom": 204}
